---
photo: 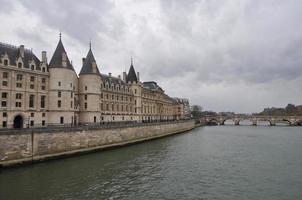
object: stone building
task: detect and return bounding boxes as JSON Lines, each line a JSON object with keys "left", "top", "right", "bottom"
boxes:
{"left": 0, "top": 37, "right": 189, "bottom": 128}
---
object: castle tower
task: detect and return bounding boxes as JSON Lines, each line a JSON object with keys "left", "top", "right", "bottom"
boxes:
{"left": 48, "top": 34, "right": 79, "bottom": 126}
{"left": 126, "top": 58, "right": 142, "bottom": 122}
{"left": 78, "top": 44, "right": 102, "bottom": 124}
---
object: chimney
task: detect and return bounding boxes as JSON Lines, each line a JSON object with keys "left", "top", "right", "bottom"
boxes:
{"left": 19, "top": 45, "right": 24, "bottom": 58}
{"left": 62, "top": 52, "right": 67, "bottom": 67}
{"left": 137, "top": 72, "right": 140, "bottom": 82}
{"left": 109, "top": 72, "right": 112, "bottom": 77}
{"left": 123, "top": 72, "right": 127, "bottom": 82}
{"left": 82, "top": 58, "right": 86, "bottom": 65}
{"left": 42, "top": 51, "right": 47, "bottom": 63}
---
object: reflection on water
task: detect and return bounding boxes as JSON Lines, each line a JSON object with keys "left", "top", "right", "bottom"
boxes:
{"left": 1, "top": 126, "right": 302, "bottom": 200}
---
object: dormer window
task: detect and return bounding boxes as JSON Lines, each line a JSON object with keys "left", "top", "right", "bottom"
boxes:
{"left": 42, "top": 67, "right": 46, "bottom": 72}
{"left": 18, "top": 62, "right": 22, "bottom": 68}
{"left": 4, "top": 59, "right": 8, "bottom": 66}
{"left": 31, "top": 65, "right": 35, "bottom": 70}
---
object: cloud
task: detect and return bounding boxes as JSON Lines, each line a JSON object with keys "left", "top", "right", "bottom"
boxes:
{"left": 1, "top": 0, "right": 302, "bottom": 112}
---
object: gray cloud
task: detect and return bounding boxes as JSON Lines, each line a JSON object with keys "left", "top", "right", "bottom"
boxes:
{"left": 1, "top": 0, "right": 302, "bottom": 112}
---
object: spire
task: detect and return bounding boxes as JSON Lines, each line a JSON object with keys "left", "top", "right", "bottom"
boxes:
{"left": 79, "top": 47, "right": 100, "bottom": 76}
{"left": 49, "top": 35, "right": 75, "bottom": 71}
{"left": 59, "top": 32, "right": 62, "bottom": 40}
{"left": 127, "top": 57, "right": 137, "bottom": 83}
{"left": 131, "top": 56, "right": 133, "bottom": 66}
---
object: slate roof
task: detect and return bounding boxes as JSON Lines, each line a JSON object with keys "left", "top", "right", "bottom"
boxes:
{"left": 49, "top": 39, "right": 75, "bottom": 71}
{"left": 101, "top": 73, "right": 127, "bottom": 86}
{"left": 79, "top": 48, "right": 101, "bottom": 76}
{"left": 143, "top": 81, "right": 163, "bottom": 92}
{"left": 0, "top": 42, "right": 41, "bottom": 70}
{"left": 127, "top": 64, "right": 137, "bottom": 83}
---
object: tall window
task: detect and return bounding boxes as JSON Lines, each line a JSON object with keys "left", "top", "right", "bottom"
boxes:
{"left": 3, "top": 72, "right": 8, "bottom": 78}
{"left": 1, "top": 101, "right": 7, "bottom": 107}
{"left": 4, "top": 59, "right": 8, "bottom": 66}
{"left": 16, "top": 93, "right": 22, "bottom": 99}
{"left": 17, "top": 74, "right": 23, "bottom": 80}
{"left": 1, "top": 92, "right": 7, "bottom": 98}
{"left": 85, "top": 102, "right": 87, "bottom": 109}
{"left": 30, "top": 76, "right": 35, "bottom": 82}
{"left": 58, "top": 100, "right": 61, "bottom": 108}
{"left": 58, "top": 91, "right": 61, "bottom": 97}
{"left": 60, "top": 117, "right": 64, "bottom": 124}
{"left": 18, "top": 62, "right": 22, "bottom": 68}
{"left": 58, "top": 82, "right": 61, "bottom": 86}
{"left": 29, "top": 95, "right": 35, "bottom": 108}
{"left": 41, "top": 95, "right": 45, "bottom": 108}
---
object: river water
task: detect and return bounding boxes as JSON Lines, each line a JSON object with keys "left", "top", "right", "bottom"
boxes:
{"left": 1, "top": 126, "right": 302, "bottom": 200}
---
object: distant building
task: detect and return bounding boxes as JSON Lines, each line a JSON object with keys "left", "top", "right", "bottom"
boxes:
{"left": 0, "top": 37, "right": 189, "bottom": 128}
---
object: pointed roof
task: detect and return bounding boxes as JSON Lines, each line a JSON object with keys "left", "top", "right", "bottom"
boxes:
{"left": 127, "top": 58, "right": 137, "bottom": 83}
{"left": 49, "top": 37, "right": 75, "bottom": 71}
{"left": 79, "top": 47, "right": 101, "bottom": 75}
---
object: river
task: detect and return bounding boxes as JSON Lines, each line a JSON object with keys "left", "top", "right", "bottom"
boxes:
{"left": 1, "top": 126, "right": 302, "bottom": 200}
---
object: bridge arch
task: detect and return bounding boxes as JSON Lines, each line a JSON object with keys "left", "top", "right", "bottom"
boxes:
{"left": 237, "top": 119, "right": 254, "bottom": 126}
{"left": 256, "top": 119, "right": 272, "bottom": 126}
{"left": 295, "top": 120, "right": 302, "bottom": 126}
{"left": 274, "top": 119, "right": 291, "bottom": 126}
{"left": 222, "top": 119, "right": 235, "bottom": 125}
{"left": 206, "top": 118, "right": 219, "bottom": 125}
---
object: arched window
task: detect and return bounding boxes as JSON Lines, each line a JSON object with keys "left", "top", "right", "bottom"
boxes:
{"left": 18, "top": 62, "right": 22, "bottom": 68}
{"left": 31, "top": 65, "right": 35, "bottom": 70}
{"left": 4, "top": 59, "right": 8, "bottom": 66}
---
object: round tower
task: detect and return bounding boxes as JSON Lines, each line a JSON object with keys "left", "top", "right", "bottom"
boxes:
{"left": 78, "top": 45, "right": 102, "bottom": 124}
{"left": 48, "top": 35, "right": 79, "bottom": 126}
{"left": 126, "top": 58, "right": 143, "bottom": 122}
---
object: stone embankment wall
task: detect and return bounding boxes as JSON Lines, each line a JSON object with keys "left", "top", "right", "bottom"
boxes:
{"left": 0, "top": 120, "right": 195, "bottom": 167}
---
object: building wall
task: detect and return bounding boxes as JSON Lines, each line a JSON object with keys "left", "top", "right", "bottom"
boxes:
{"left": 0, "top": 54, "right": 48, "bottom": 128}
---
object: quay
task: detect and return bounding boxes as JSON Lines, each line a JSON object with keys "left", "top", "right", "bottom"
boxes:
{"left": 0, "top": 120, "right": 195, "bottom": 168}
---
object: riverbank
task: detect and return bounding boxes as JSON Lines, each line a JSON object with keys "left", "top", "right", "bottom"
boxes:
{"left": 0, "top": 120, "right": 195, "bottom": 168}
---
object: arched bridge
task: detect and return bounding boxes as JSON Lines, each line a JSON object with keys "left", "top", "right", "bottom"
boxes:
{"left": 203, "top": 115, "right": 302, "bottom": 126}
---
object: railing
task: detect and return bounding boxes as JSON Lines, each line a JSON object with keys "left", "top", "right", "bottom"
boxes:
{"left": 0, "top": 119, "right": 193, "bottom": 134}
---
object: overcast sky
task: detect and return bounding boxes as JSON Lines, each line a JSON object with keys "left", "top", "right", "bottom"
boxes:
{"left": 1, "top": 0, "right": 302, "bottom": 113}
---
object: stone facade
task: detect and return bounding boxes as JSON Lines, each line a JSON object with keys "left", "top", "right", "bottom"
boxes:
{"left": 0, "top": 120, "right": 195, "bottom": 166}
{"left": 0, "top": 38, "right": 190, "bottom": 129}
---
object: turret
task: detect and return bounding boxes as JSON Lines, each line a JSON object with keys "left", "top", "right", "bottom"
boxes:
{"left": 47, "top": 33, "right": 78, "bottom": 126}
{"left": 78, "top": 43, "right": 102, "bottom": 124}
{"left": 126, "top": 57, "right": 142, "bottom": 122}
